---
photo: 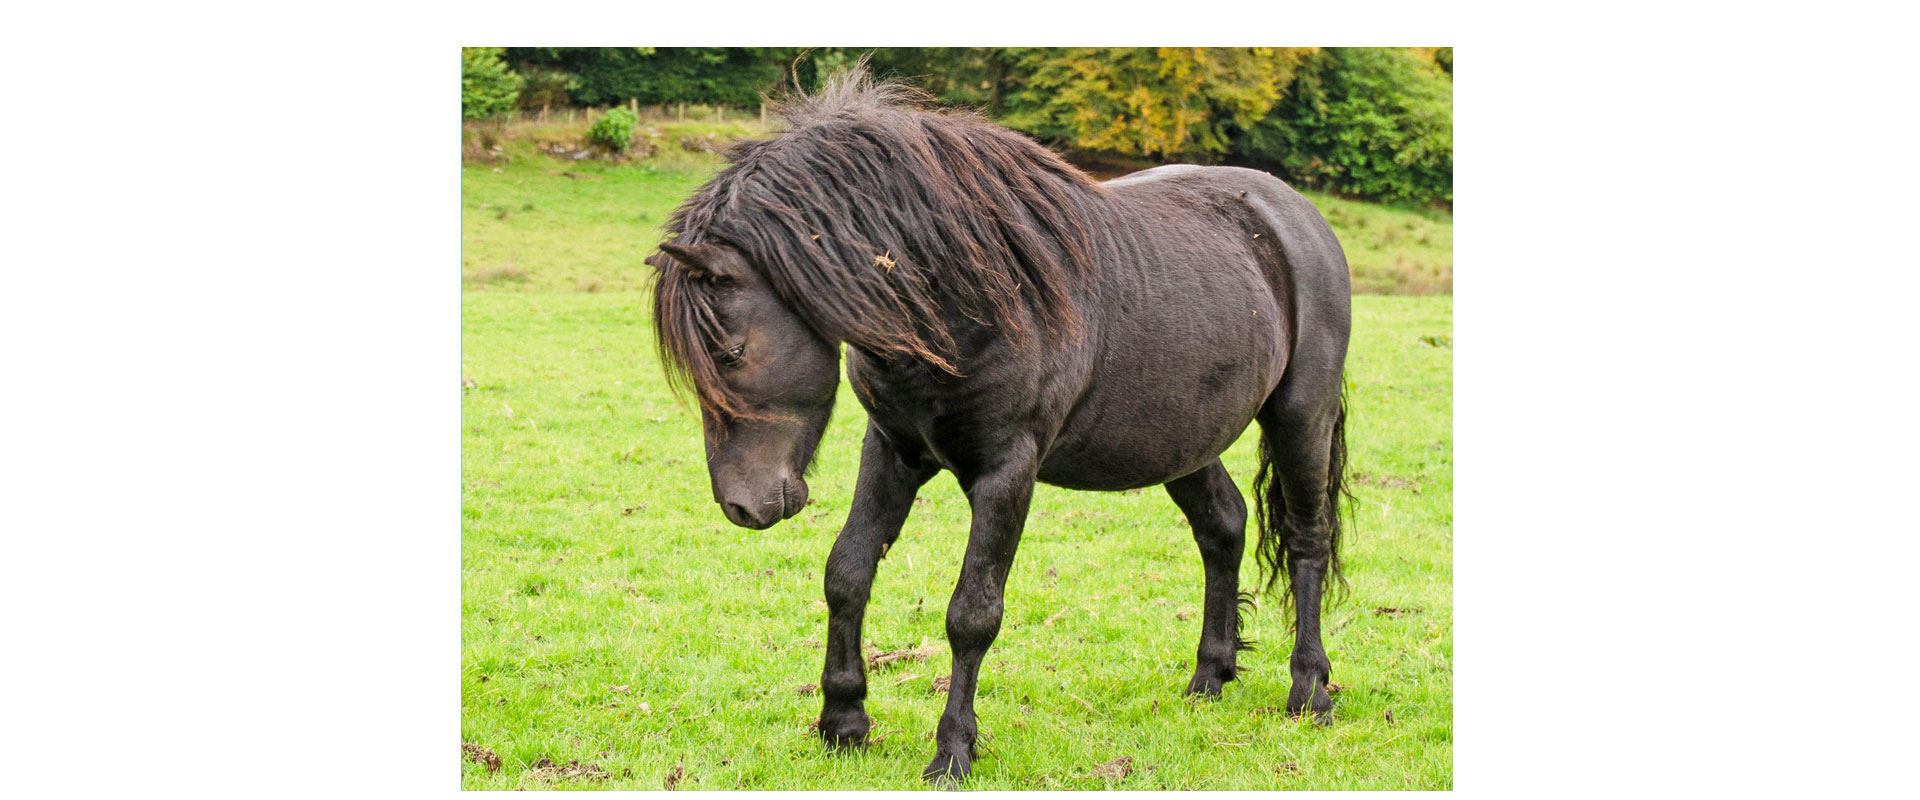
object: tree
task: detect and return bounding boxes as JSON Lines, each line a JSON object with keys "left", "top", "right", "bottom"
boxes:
{"left": 461, "top": 47, "right": 523, "bottom": 119}
{"left": 1238, "top": 47, "right": 1452, "bottom": 205}
{"left": 504, "top": 47, "right": 794, "bottom": 108}
{"left": 997, "top": 48, "right": 1317, "bottom": 159}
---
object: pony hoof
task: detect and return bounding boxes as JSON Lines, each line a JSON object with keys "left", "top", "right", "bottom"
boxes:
{"left": 816, "top": 711, "right": 871, "bottom": 750}
{"left": 922, "top": 752, "right": 971, "bottom": 785}
{"left": 1285, "top": 680, "right": 1334, "bottom": 723}
{"left": 1183, "top": 674, "right": 1229, "bottom": 698}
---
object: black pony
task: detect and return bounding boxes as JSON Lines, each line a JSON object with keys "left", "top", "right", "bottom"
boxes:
{"left": 647, "top": 68, "right": 1351, "bottom": 784}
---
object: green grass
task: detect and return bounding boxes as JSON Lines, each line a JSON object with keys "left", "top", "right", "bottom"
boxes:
{"left": 1310, "top": 193, "right": 1453, "bottom": 295}
{"left": 461, "top": 146, "right": 1452, "bottom": 790}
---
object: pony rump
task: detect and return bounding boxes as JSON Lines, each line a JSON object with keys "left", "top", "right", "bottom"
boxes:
{"left": 648, "top": 62, "right": 1114, "bottom": 421}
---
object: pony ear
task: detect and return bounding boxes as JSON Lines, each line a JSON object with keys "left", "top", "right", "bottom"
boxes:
{"left": 657, "top": 241, "right": 737, "bottom": 281}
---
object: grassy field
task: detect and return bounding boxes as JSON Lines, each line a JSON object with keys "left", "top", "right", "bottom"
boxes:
{"left": 461, "top": 123, "right": 1452, "bottom": 789}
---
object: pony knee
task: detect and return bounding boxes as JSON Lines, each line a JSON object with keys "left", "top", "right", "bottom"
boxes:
{"left": 823, "top": 557, "right": 875, "bottom": 613}
{"left": 1192, "top": 521, "right": 1245, "bottom": 559}
{"left": 1190, "top": 502, "right": 1247, "bottom": 558}
{"left": 945, "top": 594, "right": 1004, "bottom": 652}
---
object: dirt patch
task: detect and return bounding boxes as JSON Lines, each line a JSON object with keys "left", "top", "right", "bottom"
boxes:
{"left": 463, "top": 263, "right": 527, "bottom": 288}
{"left": 664, "top": 763, "right": 687, "bottom": 790}
{"left": 867, "top": 639, "right": 936, "bottom": 670}
{"left": 1353, "top": 471, "right": 1421, "bottom": 491}
{"left": 529, "top": 757, "right": 608, "bottom": 782}
{"left": 680, "top": 134, "right": 724, "bottom": 154}
{"left": 1090, "top": 755, "right": 1135, "bottom": 781}
{"left": 462, "top": 742, "right": 502, "bottom": 773}
{"left": 1372, "top": 607, "right": 1423, "bottom": 618}
{"left": 931, "top": 674, "right": 951, "bottom": 694}
{"left": 796, "top": 683, "right": 818, "bottom": 696}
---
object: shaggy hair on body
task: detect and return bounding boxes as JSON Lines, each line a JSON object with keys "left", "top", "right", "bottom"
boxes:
{"left": 647, "top": 67, "right": 1115, "bottom": 421}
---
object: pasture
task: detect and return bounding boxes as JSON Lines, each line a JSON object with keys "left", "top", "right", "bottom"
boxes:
{"left": 460, "top": 126, "right": 1453, "bottom": 789}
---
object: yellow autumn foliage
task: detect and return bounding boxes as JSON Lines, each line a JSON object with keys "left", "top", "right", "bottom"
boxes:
{"left": 1003, "top": 47, "right": 1318, "bottom": 158}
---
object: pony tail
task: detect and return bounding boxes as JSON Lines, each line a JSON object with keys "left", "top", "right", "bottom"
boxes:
{"left": 1251, "top": 386, "right": 1353, "bottom": 619}
{"left": 1252, "top": 434, "right": 1287, "bottom": 602}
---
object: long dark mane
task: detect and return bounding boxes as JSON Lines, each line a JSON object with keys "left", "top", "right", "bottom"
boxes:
{"left": 647, "top": 65, "right": 1113, "bottom": 419}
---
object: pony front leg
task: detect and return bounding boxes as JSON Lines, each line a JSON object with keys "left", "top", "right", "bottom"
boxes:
{"left": 923, "top": 449, "right": 1038, "bottom": 784}
{"left": 818, "top": 423, "right": 934, "bottom": 748}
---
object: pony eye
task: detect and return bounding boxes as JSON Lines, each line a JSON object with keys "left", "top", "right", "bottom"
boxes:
{"left": 717, "top": 343, "right": 746, "bottom": 366}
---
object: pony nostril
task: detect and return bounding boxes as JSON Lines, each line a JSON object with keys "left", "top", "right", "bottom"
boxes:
{"left": 723, "top": 502, "right": 753, "bottom": 525}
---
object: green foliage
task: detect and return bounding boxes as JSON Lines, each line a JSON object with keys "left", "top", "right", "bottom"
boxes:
{"left": 507, "top": 47, "right": 790, "bottom": 108}
{"left": 476, "top": 46, "right": 1453, "bottom": 205}
{"left": 587, "top": 107, "right": 638, "bottom": 153}
{"left": 1238, "top": 48, "right": 1453, "bottom": 205}
{"left": 999, "top": 48, "right": 1316, "bottom": 159}
{"left": 516, "top": 65, "right": 581, "bottom": 110}
{"left": 863, "top": 47, "right": 1011, "bottom": 110}
{"left": 462, "top": 47, "right": 524, "bottom": 120}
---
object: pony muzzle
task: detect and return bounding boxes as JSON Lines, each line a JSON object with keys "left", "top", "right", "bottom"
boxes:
{"left": 717, "top": 475, "right": 808, "bottom": 530}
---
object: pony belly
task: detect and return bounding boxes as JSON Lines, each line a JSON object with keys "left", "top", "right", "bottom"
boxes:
{"left": 1035, "top": 405, "right": 1259, "bottom": 491}
{"left": 1034, "top": 345, "right": 1278, "bottom": 491}
{"left": 1035, "top": 440, "right": 1231, "bottom": 491}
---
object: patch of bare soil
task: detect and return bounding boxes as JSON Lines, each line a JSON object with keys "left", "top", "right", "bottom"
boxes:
{"left": 529, "top": 757, "right": 609, "bottom": 782}
{"left": 867, "top": 639, "right": 936, "bottom": 670}
{"left": 462, "top": 742, "right": 502, "bottom": 773}
{"left": 1090, "top": 755, "right": 1135, "bottom": 781}
{"left": 1353, "top": 471, "right": 1421, "bottom": 490}
{"left": 1372, "top": 606, "right": 1423, "bottom": 618}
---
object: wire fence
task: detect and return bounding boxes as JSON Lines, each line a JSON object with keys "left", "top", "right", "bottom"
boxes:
{"left": 468, "top": 101, "right": 772, "bottom": 130}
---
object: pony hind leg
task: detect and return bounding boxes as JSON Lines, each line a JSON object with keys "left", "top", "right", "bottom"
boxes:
{"left": 1252, "top": 384, "right": 1350, "bottom": 724}
{"left": 1163, "top": 458, "right": 1252, "bottom": 697}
